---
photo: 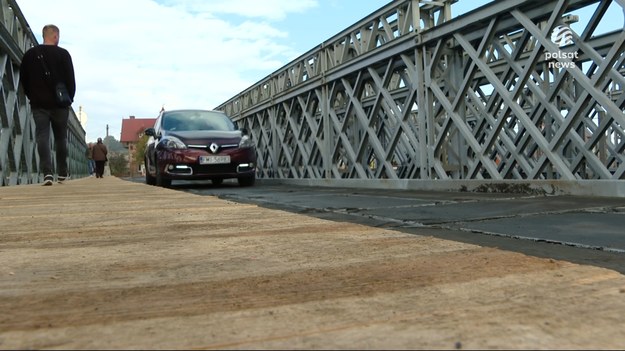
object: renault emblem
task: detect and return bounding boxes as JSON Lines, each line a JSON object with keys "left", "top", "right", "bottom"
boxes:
{"left": 209, "top": 143, "right": 219, "bottom": 153}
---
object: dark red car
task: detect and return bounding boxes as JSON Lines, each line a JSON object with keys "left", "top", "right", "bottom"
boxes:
{"left": 144, "top": 109, "right": 256, "bottom": 187}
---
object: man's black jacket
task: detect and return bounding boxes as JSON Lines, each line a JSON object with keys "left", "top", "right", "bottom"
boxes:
{"left": 20, "top": 44, "right": 76, "bottom": 108}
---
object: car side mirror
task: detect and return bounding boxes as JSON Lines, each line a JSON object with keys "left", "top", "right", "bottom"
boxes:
{"left": 144, "top": 127, "right": 156, "bottom": 136}
{"left": 240, "top": 128, "right": 249, "bottom": 135}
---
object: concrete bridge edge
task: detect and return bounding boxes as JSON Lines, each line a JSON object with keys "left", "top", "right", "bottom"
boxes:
{"left": 259, "top": 179, "right": 625, "bottom": 197}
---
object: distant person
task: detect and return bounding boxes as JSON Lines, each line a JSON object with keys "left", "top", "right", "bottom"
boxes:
{"left": 86, "top": 142, "right": 95, "bottom": 176}
{"left": 92, "top": 138, "right": 108, "bottom": 178}
{"left": 20, "top": 24, "right": 76, "bottom": 186}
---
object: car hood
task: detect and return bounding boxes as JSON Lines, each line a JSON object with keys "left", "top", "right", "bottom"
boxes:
{"left": 165, "top": 130, "right": 243, "bottom": 145}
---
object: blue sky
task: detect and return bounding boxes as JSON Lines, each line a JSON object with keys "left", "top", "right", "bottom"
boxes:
{"left": 16, "top": 0, "right": 624, "bottom": 142}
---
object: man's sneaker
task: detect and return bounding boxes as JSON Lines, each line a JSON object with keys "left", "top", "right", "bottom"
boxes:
{"left": 58, "top": 175, "right": 70, "bottom": 184}
{"left": 42, "top": 175, "right": 53, "bottom": 186}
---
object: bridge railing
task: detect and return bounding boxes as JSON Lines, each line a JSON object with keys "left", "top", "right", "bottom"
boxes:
{"left": 219, "top": 0, "right": 453, "bottom": 117}
{"left": 0, "top": 0, "right": 87, "bottom": 186}
{"left": 216, "top": 0, "right": 625, "bottom": 194}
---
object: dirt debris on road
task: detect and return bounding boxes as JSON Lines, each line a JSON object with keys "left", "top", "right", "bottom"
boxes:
{"left": 1, "top": 177, "right": 625, "bottom": 349}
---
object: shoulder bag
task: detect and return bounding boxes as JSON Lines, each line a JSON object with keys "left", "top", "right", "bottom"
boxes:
{"left": 36, "top": 47, "right": 73, "bottom": 107}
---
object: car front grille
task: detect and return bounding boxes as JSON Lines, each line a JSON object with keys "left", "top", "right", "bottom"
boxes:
{"left": 188, "top": 144, "right": 239, "bottom": 153}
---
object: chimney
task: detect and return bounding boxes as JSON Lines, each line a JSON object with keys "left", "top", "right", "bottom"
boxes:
{"left": 130, "top": 116, "right": 136, "bottom": 119}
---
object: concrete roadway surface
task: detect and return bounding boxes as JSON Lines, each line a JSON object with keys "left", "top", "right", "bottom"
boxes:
{"left": 150, "top": 178, "right": 625, "bottom": 274}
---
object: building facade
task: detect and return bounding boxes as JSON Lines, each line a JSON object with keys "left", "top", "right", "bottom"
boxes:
{"left": 120, "top": 116, "right": 156, "bottom": 177}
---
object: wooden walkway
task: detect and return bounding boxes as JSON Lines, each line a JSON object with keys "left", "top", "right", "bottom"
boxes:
{"left": 1, "top": 177, "right": 625, "bottom": 349}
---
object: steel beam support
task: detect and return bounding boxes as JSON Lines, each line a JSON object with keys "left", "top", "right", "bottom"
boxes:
{"left": 216, "top": 0, "right": 625, "bottom": 192}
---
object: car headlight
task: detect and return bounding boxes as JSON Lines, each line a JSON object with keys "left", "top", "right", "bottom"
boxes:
{"left": 239, "top": 135, "right": 254, "bottom": 148}
{"left": 158, "top": 136, "right": 187, "bottom": 150}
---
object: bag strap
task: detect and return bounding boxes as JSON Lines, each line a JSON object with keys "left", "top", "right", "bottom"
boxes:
{"left": 35, "top": 46, "right": 58, "bottom": 93}
{"left": 36, "top": 47, "right": 52, "bottom": 77}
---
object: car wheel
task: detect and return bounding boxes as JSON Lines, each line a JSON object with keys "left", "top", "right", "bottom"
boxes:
{"left": 155, "top": 160, "right": 172, "bottom": 187}
{"left": 212, "top": 178, "right": 223, "bottom": 186}
{"left": 145, "top": 158, "right": 156, "bottom": 185}
{"left": 238, "top": 175, "right": 255, "bottom": 187}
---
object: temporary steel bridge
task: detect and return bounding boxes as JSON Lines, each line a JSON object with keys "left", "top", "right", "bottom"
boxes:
{"left": 1, "top": 0, "right": 624, "bottom": 195}
{"left": 216, "top": 0, "right": 625, "bottom": 196}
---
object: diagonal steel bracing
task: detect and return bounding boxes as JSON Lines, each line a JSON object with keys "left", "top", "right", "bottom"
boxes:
{"left": 217, "top": 0, "right": 624, "bottom": 193}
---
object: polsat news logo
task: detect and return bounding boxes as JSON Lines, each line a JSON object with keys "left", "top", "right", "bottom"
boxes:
{"left": 547, "top": 24, "right": 578, "bottom": 69}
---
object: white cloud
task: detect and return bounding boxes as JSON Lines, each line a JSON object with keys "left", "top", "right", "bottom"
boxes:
{"left": 156, "top": 0, "right": 318, "bottom": 20}
{"left": 18, "top": 0, "right": 316, "bottom": 141}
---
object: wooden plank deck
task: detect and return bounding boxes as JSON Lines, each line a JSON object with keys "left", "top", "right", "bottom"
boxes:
{"left": 1, "top": 177, "right": 624, "bottom": 349}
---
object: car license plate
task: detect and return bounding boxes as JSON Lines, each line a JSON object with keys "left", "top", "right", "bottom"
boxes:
{"left": 199, "top": 155, "right": 231, "bottom": 165}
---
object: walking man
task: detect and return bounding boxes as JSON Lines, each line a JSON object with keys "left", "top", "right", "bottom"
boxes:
{"left": 20, "top": 24, "right": 76, "bottom": 185}
{"left": 92, "top": 138, "right": 108, "bottom": 178}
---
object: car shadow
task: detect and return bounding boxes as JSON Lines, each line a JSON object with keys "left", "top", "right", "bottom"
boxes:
{"left": 124, "top": 177, "right": 243, "bottom": 190}
{"left": 172, "top": 179, "right": 242, "bottom": 190}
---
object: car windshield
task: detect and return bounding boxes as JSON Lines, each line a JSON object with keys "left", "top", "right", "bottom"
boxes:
{"left": 161, "top": 110, "right": 236, "bottom": 132}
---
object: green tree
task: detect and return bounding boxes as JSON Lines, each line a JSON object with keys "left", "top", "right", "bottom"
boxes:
{"left": 134, "top": 134, "right": 149, "bottom": 167}
{"left": 103, "top": 135, "right": 127, "bottom": 154}
{"left": 108, "top": 152, "right": 129, "bottom": 177}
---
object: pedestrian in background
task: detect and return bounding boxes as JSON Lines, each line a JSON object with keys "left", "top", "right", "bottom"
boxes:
{"left": 20, "top": 24, "right": 76, "bottom": 186}
{"left": 86, "top": 142, "right": 95, "bottom": 176}
{"left": 92, "top": 138, "right": 108, "bottom": 178}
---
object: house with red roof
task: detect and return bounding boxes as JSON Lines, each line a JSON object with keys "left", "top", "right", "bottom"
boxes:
{"left": 120, "top": 116, "right": 156, "bottom": 176}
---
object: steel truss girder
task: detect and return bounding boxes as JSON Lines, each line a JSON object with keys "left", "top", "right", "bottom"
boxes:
{"left": 0, "top": 0, "right": 88, "bottom": 186}
{"left": 219, "top": 0, "right": 625, "bottom": 185}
